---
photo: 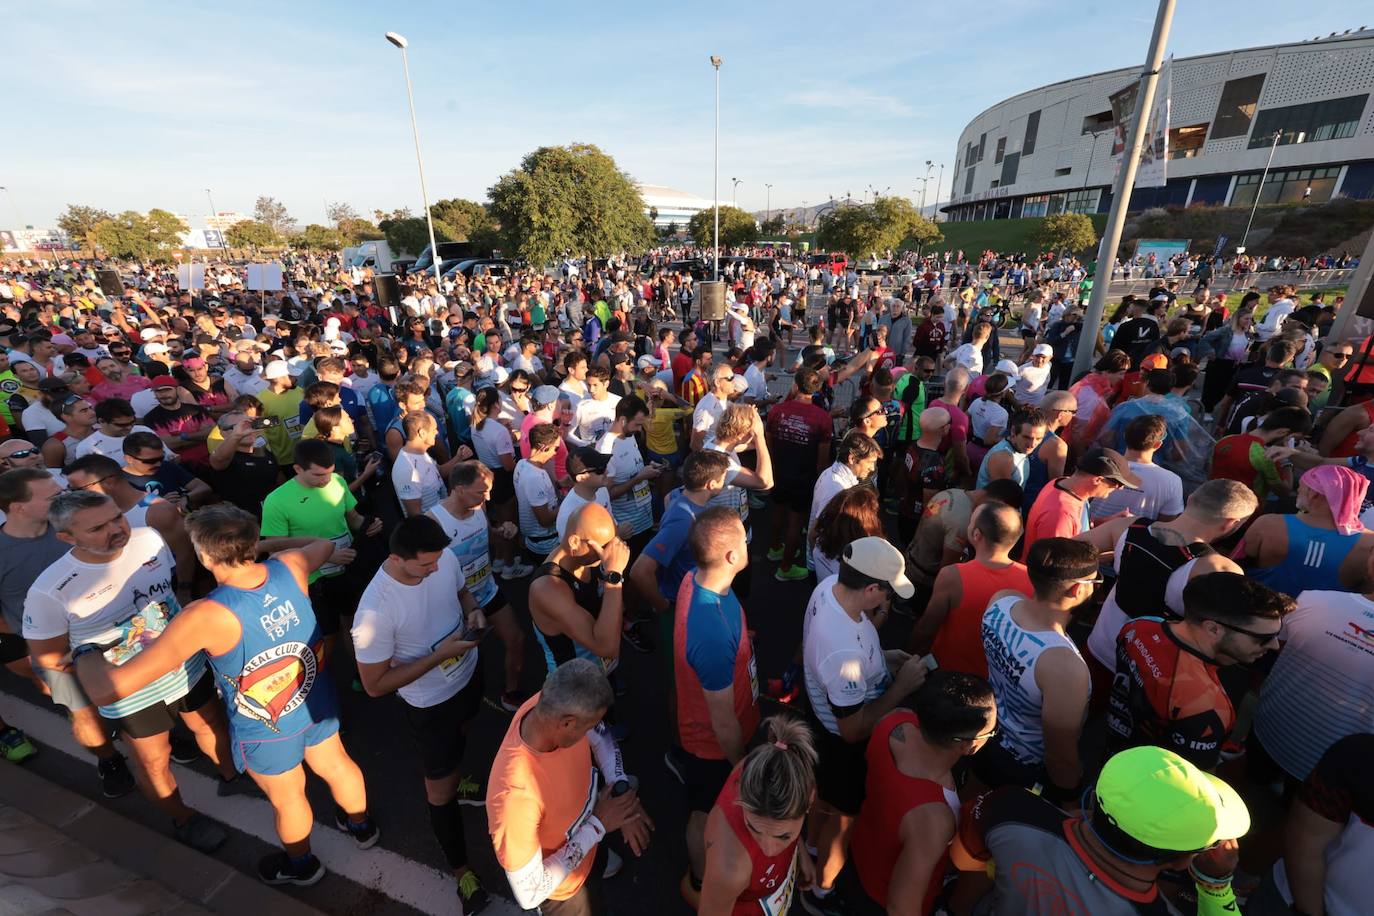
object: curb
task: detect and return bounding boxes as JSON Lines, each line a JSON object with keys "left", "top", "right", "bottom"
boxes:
{"left": 0, "top": 761, "right": 323, "bottom": 916}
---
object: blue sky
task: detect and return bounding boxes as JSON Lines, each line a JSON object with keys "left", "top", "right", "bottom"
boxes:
{"left": 4, "top": 0, "right": 1360, "bottom": 228}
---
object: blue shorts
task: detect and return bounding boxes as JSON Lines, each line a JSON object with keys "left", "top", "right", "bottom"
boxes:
{"left": 646, "top": 447, "right": 682, "bottom": 469}
{"left": 232, "top": 715, "right": 340, "bottom": 776}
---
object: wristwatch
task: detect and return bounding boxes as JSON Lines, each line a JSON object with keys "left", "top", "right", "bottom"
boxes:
{"left": 601, "top": 570, "right": 625, "bottom": 586}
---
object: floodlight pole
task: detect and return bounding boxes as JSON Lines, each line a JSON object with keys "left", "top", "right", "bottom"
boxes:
{"left": 387, "top": 31, "right": 441, "bottom": 285}
{"left": 1072, "top": 0, "right": 1176, "bottom": 383}
{"left": 711, "top": 55, "right": 721, "bottom": 281}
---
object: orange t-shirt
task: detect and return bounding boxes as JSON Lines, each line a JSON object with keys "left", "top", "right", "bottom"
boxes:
{"left": 1022, "top": 479, "right": 1090, "bottom": 561}
{"left": 486, "top": 694, "right": 599, "bottom": 902}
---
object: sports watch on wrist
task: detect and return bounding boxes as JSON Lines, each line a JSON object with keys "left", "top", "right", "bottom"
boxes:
{"left": 601, "top": 570, "right": 625, "bottom": 586}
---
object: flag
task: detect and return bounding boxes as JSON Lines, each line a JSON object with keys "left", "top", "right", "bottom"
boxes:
{"left": 1135, "top": 57, "right": 1171, "bottom": 189}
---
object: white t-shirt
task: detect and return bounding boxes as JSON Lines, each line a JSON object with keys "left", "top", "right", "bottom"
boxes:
{"left": 558, "top": 379, "right": 587, "bottom": 414}
{"left": 597, "top": 431, "right": 653, "bottom": 537}
{"left": 21, "top": 403, "right": 63, "bottom": 437}
{"left": 810, "top": 461, "right": 859, "bottom": 531}
{"left": 1086, "top": 543, "right": 1201, "bottom": 669}
{"left": 223, "top": 366, "right": 268, "bottom": 396}
{"left": 570, "top": 394, "right": 620, "bottom": 447}
{"left": 949, "top": 342, "right": 983, "bottom": 377}
{"left": 74, "top": 426, "right": 172, "bottom": 462}
{"left": 22, "top": 527, "right": 204, "bottom": 719}
{"left": 344, "top": 372, "right": 380, "bottom": 401}
{"left": 1015, "top": 363, "right": 1051, "bottom": 406}
{"left": 743, "top": 364, "right": 769, "bottom": 402}
{"left": 353, "top": 550, "right": 478, "bottom": 708}
{"left": 391, "top": 448, "right": 446, "bottom": 513}
{"left": 556, "top": 486, "right": 612, "bottom": 539}
{"left": 1088, "top": 460, "right": 1184, "bottom": 524}
{"left": 692, "top": 392, "right": 728, "bottom": 436}
{"left": 802, "top": 574, "right": 890, "bottom": 737}
{"left": 968, "top": 398, "right": 1009, "bottom": 442}
{"left": 513, "top": 458, "right": 560, "bottom": 554}
{"left": 471, "top": 418, "right": 515, "bottom": 470}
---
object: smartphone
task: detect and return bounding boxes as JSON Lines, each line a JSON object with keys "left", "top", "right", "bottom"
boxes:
{"left": 920, "top": 653, "right": 939, "bottom": 672}
{"left": 463, "top": 626, "right": 492, "bottom": 642}
{"left": 250, "top": 416, "right": 279, "bottom": 429}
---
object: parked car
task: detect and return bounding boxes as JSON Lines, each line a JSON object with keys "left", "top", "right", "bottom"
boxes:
{"left": 808, "top": 252, "right": 848, "bottom": 275}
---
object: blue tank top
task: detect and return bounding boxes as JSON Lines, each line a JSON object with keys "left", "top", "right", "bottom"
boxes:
{"left": 1251, "top": 514, "right": 1361, "bottom": 598}
{"left": 1022, "top": 429, "right": 1060, "bottom": 509}
{"left": 206, "top": 559, "right": 336, "bottom": 742}
{"left": 975, "top": 439, "right": 1030, "bottom": 490}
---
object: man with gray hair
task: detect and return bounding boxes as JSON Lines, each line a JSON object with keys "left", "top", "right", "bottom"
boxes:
{"left": 878, "top": 297, "right": 913, "bottom": 368}
{"left": 1076, "top": 478, "right": 1258, "bottom": 703}
{"left": 23, "top": 489, "right": 236, "bottom": 852}
{"left": 486, "top": 657, "right": 651, "bottom": 914}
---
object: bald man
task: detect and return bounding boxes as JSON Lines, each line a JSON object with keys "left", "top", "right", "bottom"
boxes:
{"left": 0, "top": 438, "right": 67, "bottom": 488}
{"left": 899, "top": 406, "right": 953, "bottom": 544}
{"left": 528, "top": 503, "right": 632, "bottom": 676}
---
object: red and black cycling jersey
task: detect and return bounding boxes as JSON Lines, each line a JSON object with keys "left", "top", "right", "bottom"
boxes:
{"left": 1106, "top": 617, "right": 1234, "bottom": 771}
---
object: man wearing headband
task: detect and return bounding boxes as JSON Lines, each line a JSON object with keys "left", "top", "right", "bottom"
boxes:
{"left": 1241, "top": 464, "right": 1374, "bottom": 598}
{"left": 953, "top": 746, "right": 1249, "bottom": 915}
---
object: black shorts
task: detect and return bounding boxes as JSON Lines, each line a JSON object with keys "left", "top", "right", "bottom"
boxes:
{"left": 112, "top": 671, "right": 217, "bottom": 740}
{"left": 683, "top": 750, "right": 734, "bottom": 813}
{"left": 1020, "top": 328, "right": 1037, "bottom": 338}
{"left": 402, "top": 666, "right": 485, "bottom": 780}
{"left": 773, "top": 477, "right": 812, "bottom": 515}
{"left": 968, "top": 737, "right": 1044, "bottom": 791}
{"left": 813, "top": 721, "right": 868, "bottom": 816}
{"left": 0, "top": 631, "right": 26, "bottom": 665}
{"left": 481, "top": 582, "right": 512, "bottom": 617}
{"left": 490, "top": 465, "right": 515, "bottom": 504}
{"left": 309, "top": 572, "right": 362, "bottom": 637}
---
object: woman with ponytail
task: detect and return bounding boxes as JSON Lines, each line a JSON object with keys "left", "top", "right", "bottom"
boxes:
{"left": 697, "top": 716, "right": 818, "bottom": 915}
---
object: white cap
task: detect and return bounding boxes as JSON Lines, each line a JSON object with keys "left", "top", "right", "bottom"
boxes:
{"left": 841, "top": 536, "right": 914, "bottom": 599}
{"left": 995, "top": 358, "right": 1020, "bottom": 379}
{"left": 1031, "top": 343, "right": 1054, "bottom": 358}
{"left": 140, "top": 327, "right": 165, "bottom": 342}
{"left": 328, "top": 339, "right": 349, "bottom": 353}
{"left": 143, "top": 342, "right": 169, "bottom": 355}
{"left": 637, "top": 355, "right": 662, "bottom": 370}
{"left": 262, "top": 360, "right": 290, "bottom": 380}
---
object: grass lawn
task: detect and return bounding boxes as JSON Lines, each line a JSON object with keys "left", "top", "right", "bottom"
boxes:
{"left": 915, "top": 215, "right": 1110, "bottom": 257}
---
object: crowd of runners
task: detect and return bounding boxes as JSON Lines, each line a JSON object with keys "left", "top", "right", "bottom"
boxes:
{"left": 0, "top": 246, "right": 1369, "bottom": 916}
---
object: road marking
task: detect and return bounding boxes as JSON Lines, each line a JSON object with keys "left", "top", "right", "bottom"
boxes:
{"left": 1, "top": 694, "right": 519, "bottom": 915}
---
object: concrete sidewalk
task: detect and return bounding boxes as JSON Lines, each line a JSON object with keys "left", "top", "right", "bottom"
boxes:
{"left": 0, "top": 761, "right": 321, "bottom": 916}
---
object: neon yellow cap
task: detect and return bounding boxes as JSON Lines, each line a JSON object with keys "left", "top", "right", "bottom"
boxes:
{"left": 1096, "top": 747, "right": 1251, "bottom": 852}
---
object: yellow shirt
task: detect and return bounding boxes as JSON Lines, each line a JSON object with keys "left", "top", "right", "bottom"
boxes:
{"left": 644, "top": 406, "right": 686, "bottom": 456}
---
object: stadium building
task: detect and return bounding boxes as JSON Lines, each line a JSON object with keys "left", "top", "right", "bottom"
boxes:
{"left": 637, "top": 184, "right": 715, "bottom": 230}
{"left": 943, "top": 28, "right": 1374, "bottom": 222}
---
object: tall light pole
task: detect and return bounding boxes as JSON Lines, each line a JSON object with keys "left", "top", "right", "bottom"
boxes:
{"left": 205, "top": 188, "right": 229, "bottom": 262}
{"left": 933, "top": 163, "right": 944, "bottom": 221}
{"left": 1072, "top": 0, "right": 1176, "bottom": 382}
{"left": 922, "top": 161, "right": 935, "bottom": 214}
{"left": 711, "top": 55, "right": 721, "bottom": 281}
{"left": 386, "top": 31, "right": 441, "bottom": 284}
{"left": 1239, "top": 130, "right": 1282, "bottom": 254}
{"left": 764, "top": 183, "right": 773, "bottom": 223}
{"left": 731, "top": 177, "right": 742, "bottom": 208}
{"left": 0, "top": 186, "right": 22, "bottom": 228}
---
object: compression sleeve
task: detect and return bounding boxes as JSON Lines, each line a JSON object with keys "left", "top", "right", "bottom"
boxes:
{"left": 1193, "top": 876, "right": 1239, "bottom": 916}
{"left": 503, "top": 816, "right": 607, "bottom": 910}
{"left": 588, "top": 720, "right": 627, "bottom": 784}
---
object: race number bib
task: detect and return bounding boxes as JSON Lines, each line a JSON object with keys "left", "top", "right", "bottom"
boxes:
{"left": 430, "top": 622, "right": 474, "bottom": 681}
{"left": 317, "top": 532, "right": 354, "bottom": 578}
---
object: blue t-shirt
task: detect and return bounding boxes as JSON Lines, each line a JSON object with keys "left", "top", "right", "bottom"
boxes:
{"left": 445, "top": 386, "right": 475, "bottom": 446}
{"left": 683, "top": 575, "right": 744, "bottom": 692}
{"left": 299, "top": 386, "right": 365, "bottom": 427}
{"left": 1349, "top": 455, "right": 1374, "bottom": 517}
{"left": 645, "top": 489, "right": 709, "bottom": 600}
{"left": 367, "top": 383, "right": 398, "bottom": 433}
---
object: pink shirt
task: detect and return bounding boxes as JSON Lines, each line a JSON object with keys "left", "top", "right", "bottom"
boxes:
{"left": 90, "top": 375, "right": 152, "bottom": 403}
{"left": 519, "top": 413, "right": 568, "bottom": 484}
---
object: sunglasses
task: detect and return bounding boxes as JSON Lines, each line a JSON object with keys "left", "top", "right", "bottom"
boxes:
{"left": 73, "top": 475, "right": 114, "bottom": 491}
{"left": 131, "top": 454, "right": 164, "bottom": 465}
{"left": 1214, "top": 620, "right": 1282, "bottom": 644}
{"left": 953, "top": 724, "right": 999, "bottom": 742}
{"left": 4, "top": 448, "right": 37, "bottom": 460}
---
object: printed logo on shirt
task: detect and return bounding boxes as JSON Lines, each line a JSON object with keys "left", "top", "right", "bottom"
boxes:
{"left": 260, "top": 599, "right": 302, "bottom": 639}
{"left": 227, "top": 640, "right": 320, "bottom": 732}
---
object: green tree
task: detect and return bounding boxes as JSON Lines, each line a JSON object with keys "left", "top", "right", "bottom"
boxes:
{"left": 56, "top": 204, "right": 114, "bottom": 255}
{"left": 325, "top": 201, "right": 360, "bottom": 227}
{"left": 430, "top": 198, "right": 493, "bottom": 241}
{"left": 687, "top": 206, "right": 758, "bottom": 248}
{"left": 487, "top": 143, "right": 655, "bottom": 266}
{"left": 226, "top": 219, "right": 281, "bottom": 251}
{"left": 1031, "top": 212, "right": 1098, "bottom": 255}
{"left": 816, "top": 197, "right": 941, "bottom": 257}
{"left": 659, "top": 221, "right": 680, "bottom": 240}
{"left": 145, "top": 209, "right": 189, "bottom": 254}
{"left": 292, "top": 224, "right": 344, "bottom": 251}
{"left": 337, "top": 218, "right": 385, "bottom": 246}
{"left": 384, "top": 217, "right": 451, "bottom": 257}
{"left": 759, "top": 214, "right": 786, "bottom": 235}
{"left": 89, "top": 211, "right": 157, "bottom": 261}
{"left": 373, "top": 207, "right": 413, "bottom": 223}
{"left": 253, "top": 196, "right": 295, "bottom": 236}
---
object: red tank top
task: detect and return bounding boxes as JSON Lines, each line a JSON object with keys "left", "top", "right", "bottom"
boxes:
{"left": 673, "top": 574, "right": 760, "bottom": 760}
{"left": 930, "top": 559, "right": 1033, "bottom": 677}
{"left": 716, "top": 767, "right": 801, "bottom": 915}
{"left": 1332, "top": 400, "right": 1374, "bottom": 458}
{"left": 850, "top": 710, "right": 958, "bottom": 913}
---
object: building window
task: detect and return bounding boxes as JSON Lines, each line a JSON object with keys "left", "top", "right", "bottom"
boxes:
{"left": 990, "top": 179, "right": 1000, "bottom": 188}
{"left": 1083, "top": 109, "right": 1114, "bottom": 134}
{"left": 964, "top": 167, "right": 976, "bottom": 195}
{"left": 1023, "top": 110, "right": 1040, "bottom": 156}
{"left": 1230, "top": 166, "right": 1342, "bottom": 207}
{"left": 1000, "top": 152, "right": 1021, "bottom": 187}
{"left": 1022, "top": 193, "right": 1050, "bottom": 218}
{"left": 1169, "top": 123, "right": 1208, "bottom": 159}
{"left": 1047, "top": 193, "right": 1067, "bottom": 215}
{"left": 1210, "top": 74, "right": 1265, "bottom": 140}
{"left": 1065, "top": 188, "right": 1100, "bottom": 213}
{"left": 978, "top": 133, "right": 987, "bottom": 161}
{"left": 1248, "top": 95, "right": 1367, "bottom": 148}
{"left": 965, "top": 141, "right": 976, "bottom": 168}
{"left": 995, "top": 137, "right": 1006, "bottom": 164}
{"left": 1055, "top": 166, "right": 1072, "bottom": 177}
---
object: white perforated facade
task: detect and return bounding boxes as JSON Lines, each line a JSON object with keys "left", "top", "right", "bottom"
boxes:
{"left": 944, "top": 29, "right": 1374, "bottom": 222}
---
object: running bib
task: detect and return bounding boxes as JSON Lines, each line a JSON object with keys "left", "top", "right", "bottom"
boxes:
{"left": 101, "top": 600, "right": 176, "bottom": 667}
{"left": 758, "top": 851, "right": 798, "bottom": 915}
{"left": 430, "top": 622, "right": 477, "bottom": 682}
{"left": 317, "top": 532, "right": 354, "bottom": 579}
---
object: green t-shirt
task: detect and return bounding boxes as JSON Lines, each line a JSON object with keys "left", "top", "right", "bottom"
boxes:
{"left": 255, "top": 387, "right": 306, "bottom": 464}
{"left": 530, "top": 303, "right": 547, "bottom": 327}
{"left": 260, "top": 473, "right": 356, "bottom": 581}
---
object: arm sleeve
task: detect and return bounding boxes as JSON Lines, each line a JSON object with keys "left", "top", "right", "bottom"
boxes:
{"left": 494, "top": 789, "right": 607, "bottom": 910}
{"left": 391, "top": 460, "right": 421, "bottom": 500}
{"left": 820, "top": 648, "right": 868, "bottom": 711}
{"left": 588, "top": 720, "right": 627, "bottom": 785}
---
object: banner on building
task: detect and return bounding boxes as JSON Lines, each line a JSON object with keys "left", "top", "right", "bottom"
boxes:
{"left": 1135, "top": 57, "right": 1172, "bottom": 189}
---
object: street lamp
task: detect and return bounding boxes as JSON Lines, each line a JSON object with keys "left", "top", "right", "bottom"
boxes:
{"left": 732, "top": 177, "right": 743, "bottom": 207}
{"left": 386, "top": 30, "right": 441, "bottom": 285}
{"left": 1240, "top": 130, "right": 1282, "bottom": 253}
{"left": 922, "top": 161, "right": 935, "bottom": 213}
{"left": 0, "top": 186, "right": 22, "bottom": 228}
{"left": 765, "top": 183, "right": 773, "bottom": 223}
{"left": 711, "top": 55, "right": 721, "bottom": 281}
{"left": 205, "top": 188, "right": 229, "bottom": 262}
{"left": 933, "top": 163, "right": 944, "bottom": 222}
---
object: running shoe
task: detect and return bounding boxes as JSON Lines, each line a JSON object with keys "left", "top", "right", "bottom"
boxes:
{"left": 800, "top": 887, "right": 853, "bottom": 916}
{"left": 499, "top": 562, "right": 534, "bottom": 580}
{"left": 774, "top": 565, "right": 810, "bottom": 582}
{"left": 457, "top": 870, "right": 491, "bottom": 913}
{"left": 334, "top": 808, "right": 380, "bottom": 849}
{"left": 168, "top": 730, "right": 201, "bottom": 765}
{"left": 97, "top": 752, "right": 135, "bottom": 798}
{"left": 500, "top": 690, "right": 530, "bottom": 713}
{"left": 765, "top": 545, "right": 785, "bottom": 562}
{"left": 173, "top": 813, "right": 227, "bottom": 854}
{"left": 0, "top": 726, "right": 37, "bottom": 764}
{"left": 621, "top": 621, "right": 654, "bottom": 654}
{"left": 455, "top": 774, "right": 486, "bottom": 807}
{"left": 259, "top": 851, "right": 325, "bottom": 887}
{"left": 217, "top": 774, "right": 260, "bottom": 798}
{"left": 663, "top": 746, "right": 688, "bottom": 785}
{"left": 603, "top": 847, "right": 624, "bottom": 879}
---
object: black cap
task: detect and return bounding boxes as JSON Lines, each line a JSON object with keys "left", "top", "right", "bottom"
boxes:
{"left": 1078, "top": 447, "right": 1141, "bottom": 490}
{"left": 37, "top": 376, "right": 70, "bottom": 391}
{"left": 568, "top": 446, "right": 611, "bottom": 475}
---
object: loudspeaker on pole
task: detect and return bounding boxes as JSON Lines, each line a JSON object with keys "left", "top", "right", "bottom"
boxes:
{"left": 698, "top": 281, "right": 726, "bottom": 321}
{"left": 97, "top": 270, "right": 123, "bottom": 298}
